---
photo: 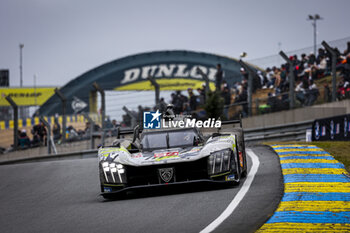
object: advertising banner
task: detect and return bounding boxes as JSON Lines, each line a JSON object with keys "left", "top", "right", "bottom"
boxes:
{"left": 312, "top": 114, "right": 350, "bottom": 141}
{"left": 0, "top": 87, "right": 56, "bottom": 106}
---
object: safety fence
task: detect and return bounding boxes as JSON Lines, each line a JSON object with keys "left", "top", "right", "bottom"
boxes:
{"left": 0, "top": 114, "right": 86, "bottom": 130}
{"left": 244, "top": 120, "right": 313, "bottom": 143}
{"left": 248, "top": 36, "right": 350, "bottom": 69}
{"left": 225, "top": 75, "right": 348, "bottom": 120}
{"left": 0, "top": 112, "right": 104, "bottom": 152}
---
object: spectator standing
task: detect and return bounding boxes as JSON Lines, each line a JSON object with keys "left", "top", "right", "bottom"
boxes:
{"left": 222, "top": 87, "right": 231, "bottom": 119}
{"left": 215, "top": 64, "right": 223, "bottom": 92}
{"left": 172, "top": 91, "right": 186, "bottom": 114}
{"left": 178, "top": 91, "right": 188, "bottom": 113}
{"left": 308, "top": 53, "right": 316, "bottom": 65}
{"left": 182, "top": 103, "right": 191, "bottom": 115}
{"left": 159, "top": 98, "right": 167, "bottom": 113}
{"left": 305, "top": 79, "right": 319, "bottom": 106}
{"left": 52, "top": 122, "right": 61, "bottom": 143}
{"left": 252, "top": 72, "right": 262, "bottom": 92}
{"left": 234, "top": 86, "right": 248, "bottom": 117}
{"left": 318, "top": 55, "right": 327, "bottom": 72}
{"left": 187, "top": 88, "right": 197, "bottom": 112}
{"left": 295, "top": 81, "right": 306, "bottom": 105}
{"left": 196, "top": 87, "right": 205, "bottom": 105}
{"left": 316, "top": 48, "right": 325, "bottom": 64}
{"left": 274, "top": 68, "right": 282, "bottom": 93}
{"left": 279, "top": 65, "right": 288, "bottom": 92}
{"left": 266, "top": 67, "right": 275, "bottom": 88}
{"left": 32, "top": 122, "right": 47, "bottom": 145}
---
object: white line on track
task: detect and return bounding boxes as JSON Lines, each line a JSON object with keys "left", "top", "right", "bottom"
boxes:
{"left": 200, "top": 149, "right": 260, "bottom": 233}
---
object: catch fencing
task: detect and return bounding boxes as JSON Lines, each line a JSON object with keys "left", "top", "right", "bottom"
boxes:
{"left": 247, "top": 36, "right": 350, "bottom": 69}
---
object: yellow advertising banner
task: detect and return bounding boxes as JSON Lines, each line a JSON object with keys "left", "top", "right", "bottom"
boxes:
{"left": 114, "top": 78, "right": 215, "bottom": 91}
{"left": 0, "top": 87, "right": 56, "bottom": 106}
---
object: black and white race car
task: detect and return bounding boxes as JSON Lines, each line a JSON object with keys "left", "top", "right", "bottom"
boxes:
{"left": 98, "top": 120, "right": 247, "bottom": 198}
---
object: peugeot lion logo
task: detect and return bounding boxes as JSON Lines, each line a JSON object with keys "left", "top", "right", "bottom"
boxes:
{"left": 159, "top": 168, "right": 174, "bottom": 183}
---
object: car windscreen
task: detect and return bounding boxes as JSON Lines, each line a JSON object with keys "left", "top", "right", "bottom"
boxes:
{"left": 168, "top": 130, "right": 197, "bottom": 148}
{"left": 141, "top": 132, "right": 167, "bottom": 150}
{"left": 141, "top": 129, "right": 197, "bottom": 150}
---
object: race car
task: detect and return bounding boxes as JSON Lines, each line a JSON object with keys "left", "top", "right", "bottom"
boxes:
{"left": 98, "top": 119, "right": 247, "bottom": 198}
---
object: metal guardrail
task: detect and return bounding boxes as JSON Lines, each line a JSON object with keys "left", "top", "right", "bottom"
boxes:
{"left": 244, "top": 120, "right": 313, "bottom": 143}
{"left": 0, "top": 149, "right": 98, "bottom": 165}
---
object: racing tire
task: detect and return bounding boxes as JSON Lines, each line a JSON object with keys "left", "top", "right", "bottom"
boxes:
{"left": 241, "top": 170, "right": 247, "bottom": 178}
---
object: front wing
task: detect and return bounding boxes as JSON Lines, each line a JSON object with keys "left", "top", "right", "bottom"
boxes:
{"left": 101, "top": 179, "right": 238, "bottom": 197}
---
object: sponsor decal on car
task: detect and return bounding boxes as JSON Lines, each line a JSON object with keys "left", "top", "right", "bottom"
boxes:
{"left": 131, "top": 153, "right": 143, "bottom": 158}
{"left": 99, "top": 147, "right": 130, "bottom": 161}
{"left": 239, "top": 151, "right": 244, "bottom": 167}
{"left": 154, "top": 151, "right": 179, "bottom": 158}
{"left": 189, "top": 147, "right": 201, "bottom": 153}
{"left": 154, "top": 151, "right": 179, "bottom": 161}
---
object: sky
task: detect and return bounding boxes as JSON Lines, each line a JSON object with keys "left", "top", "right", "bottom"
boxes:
{"left": 1, "top": 0, "right": 349, "bottom": 88}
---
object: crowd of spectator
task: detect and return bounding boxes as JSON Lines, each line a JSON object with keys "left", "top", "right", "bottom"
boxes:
{"left": 120, "top": 41, "right": 350, "bottom": 126}
{"left": 234, "top": 41, "right": 350, "bottom": 115}
{"left": 17, "top": 122, "right": 47, "bottom": 149}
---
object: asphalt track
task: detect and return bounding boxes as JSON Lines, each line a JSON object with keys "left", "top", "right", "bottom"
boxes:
{"left": 0, "top": 145, "right": 283, "bottom": 233}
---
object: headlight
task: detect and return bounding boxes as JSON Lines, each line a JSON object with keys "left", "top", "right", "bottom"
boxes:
{"left": 101, "top": 161, "right": 126, "bottom": 184}
{"left": 207, "top": 149, "right": 233, "bottom": 176}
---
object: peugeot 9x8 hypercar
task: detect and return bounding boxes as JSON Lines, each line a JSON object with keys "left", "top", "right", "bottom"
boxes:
{"left": 98, "top": 120, "right": 247, "bottom": 198}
